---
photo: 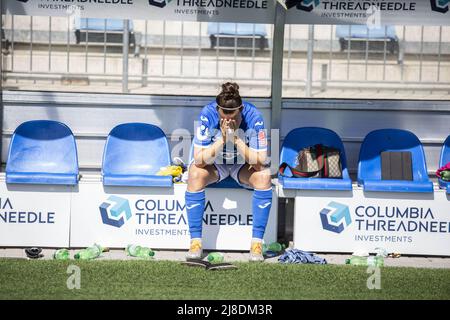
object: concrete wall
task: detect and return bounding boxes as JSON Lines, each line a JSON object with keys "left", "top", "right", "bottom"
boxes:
{"left": 2, "top": 91, "right": 449, "bottom": 179}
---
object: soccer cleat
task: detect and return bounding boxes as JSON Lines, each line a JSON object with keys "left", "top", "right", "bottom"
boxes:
{"left": 186, "top": 238, "right": 203, "bottom": 260}
{"left": 249, "top": 239, "right": 264, "bottom": 262}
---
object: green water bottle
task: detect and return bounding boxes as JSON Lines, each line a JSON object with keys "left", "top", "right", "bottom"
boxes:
{"left": 126, "top": 244, "right": 140, "bottom": 257}
{"left": 346, "top": 256, "right": 384, "bottom": 267}
{"left": 262, "top": 242, "right": 286, "bottom": 255}
{"left": 137, "top": 247, "right": 155, "bottom": 258}
{"left": 126, "top": 245, "right": 155, "bottom": 259}
{"left": 53, "top": 249, "right": 70, "bottom": 260}
{"left": 267, "top": 242, "right": 286, "bottom": 253}
{"left": 74, "top": 244, "right": 103, "bottom": 260}
{"left": 207, "top": 252, "right": 224, "bottom": 263}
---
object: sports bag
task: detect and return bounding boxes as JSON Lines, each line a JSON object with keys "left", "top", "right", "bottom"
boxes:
{"left": 279, "top": 144, "right": 342, "bottom": 178}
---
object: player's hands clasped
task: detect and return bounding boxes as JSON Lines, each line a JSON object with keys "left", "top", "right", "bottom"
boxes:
{"left": 220, "top": 119, "right": 238, "bottom": 143}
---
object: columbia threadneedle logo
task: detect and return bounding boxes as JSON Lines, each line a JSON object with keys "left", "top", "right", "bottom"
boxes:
{"left": 287, "top": 0, "right": 320, "bottom": 11}
{"left": 99, "top": 196, "right": 132, "bottom": 228}
{"left": 148, "top": 0, "right": 173, "bottom": 8}
{"left": 430, "top": 0, "right": 449, "bottom": 13}
{"left": 320, "top": 201, "right": 352, "bottom": 234}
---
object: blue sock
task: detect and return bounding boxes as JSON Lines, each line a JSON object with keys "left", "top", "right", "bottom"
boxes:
{"left": 252, "top": 188, "right": 273, "bottom": 239}
{"left": 185, "top": 190, "right": 205, "bottom": 239}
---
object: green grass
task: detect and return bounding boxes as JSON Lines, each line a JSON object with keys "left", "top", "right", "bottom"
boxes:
{"left": 0, "top": 259, "right": 449, "bottom": 300}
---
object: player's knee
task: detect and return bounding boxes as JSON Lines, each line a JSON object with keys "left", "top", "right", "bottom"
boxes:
{"left": 187, "top": 164, "right": 210, "bottom": 190}
{"left": 250, "top": 169, "right": 271, "bottom": 189}
{"left": 188, "top": 168, "right": 207, "bottom": 182}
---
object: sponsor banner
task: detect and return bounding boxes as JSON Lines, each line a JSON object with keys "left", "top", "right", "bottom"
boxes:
{"left": 70, "top": 182, "right": 277, "bottom": 250}
{"left": 3, "top": 0, "right": 276, "bottom": 23}
{"left": 286, "top": 0, "right": 450, "bottom": 25}
{"left": 3, "top": 0, "right": 450, "bottom": 25}
{"left": 0, "top": 183, "right": 71, "bottom": 247}
{"left": 294, "top": 189, "right": 450, "bottom": 256}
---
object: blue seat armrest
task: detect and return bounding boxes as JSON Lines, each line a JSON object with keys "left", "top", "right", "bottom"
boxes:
{"left": 6, "top": 172, "right": 78, "bottom": 185}
{"left": 103, "top": 174, "right": 173, "bottom": 187}
{"left": 362, "top": 179, "right": 433, "bottom": 193}
{"left": 279, "top": 176, "right": 352, "bottom": 191}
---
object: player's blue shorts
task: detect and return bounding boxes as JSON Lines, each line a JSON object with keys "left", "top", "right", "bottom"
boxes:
{"left": 189, "top": 160, "right": 252, "bottom": 189}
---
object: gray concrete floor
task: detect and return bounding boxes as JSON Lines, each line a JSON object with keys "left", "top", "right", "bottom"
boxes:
{"left": 1, "top": 248, "right": 450, "bottom": 269}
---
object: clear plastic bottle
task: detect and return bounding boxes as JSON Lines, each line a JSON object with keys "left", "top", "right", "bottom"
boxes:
{"left": 74, "top": 244, "right": 103, "bottom": 260}
{"left": 53, "top": 249, "right": 70, "bottom": 260}
{"left": 345, "top": 255, "right": 384, "bottom": 267}
{"left": 207, "top": 252, "right": 224, "bottom": 263}
{"left": 126, "top": 244, "right": 155, "bottom": 259}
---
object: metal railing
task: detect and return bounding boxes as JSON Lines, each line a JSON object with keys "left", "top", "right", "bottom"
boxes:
{"left": 1, "top": 14, "right": 449, "bottom": 99}
{"left": 283, "top": 24, "right": 450, "bottom": 97}
{"left": 1, "top": 15, "right": 273, "bottom": 96}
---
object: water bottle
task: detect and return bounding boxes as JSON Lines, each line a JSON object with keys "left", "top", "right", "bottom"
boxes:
{"left": 207, "top": 252, "right": 224, "bottom": 263}
{"left": 262, "top": 242, "right": 286, "bottom": 256}
{"left": 345, "top": 255, "right": 384, "bottom": 267}
{"left": 74, "top": 244, "right": 103, "bottom": 260}
{"left": 53, "top": 249, "right": 70, "bottom": 260}
{"left": 265, "top": 242, "right": 286, "bottom": 253}
{"left": 126, "top": 244, "right": 155, "bottom": 259}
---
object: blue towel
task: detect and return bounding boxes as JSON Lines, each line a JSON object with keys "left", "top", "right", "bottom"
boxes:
{"left": 278, "top": 249, "right": 327, "bottom": 265}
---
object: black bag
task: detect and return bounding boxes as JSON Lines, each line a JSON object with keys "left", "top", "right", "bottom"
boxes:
{"left": 381, "top": 151, "right": 413, "bottom": 181}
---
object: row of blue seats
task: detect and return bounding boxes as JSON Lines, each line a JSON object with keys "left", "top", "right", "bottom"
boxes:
{"left": 5, "top": 120, "right": 450, "bottom": 193}
{"left": 280, "top": 128, "right": 448, "bottom": 193}
{"left": 6, "top": 121, "right": 172, "bottom": 188}
{"left": 76, "top": 19, "right": 268, "bottom": 37}
{"left": 76, "top": 19, "right": 395, "bottom": 41}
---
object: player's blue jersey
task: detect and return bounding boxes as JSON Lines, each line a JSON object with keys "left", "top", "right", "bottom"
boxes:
{"left": 193, "top": 101, "right": 267, "bottom": 163}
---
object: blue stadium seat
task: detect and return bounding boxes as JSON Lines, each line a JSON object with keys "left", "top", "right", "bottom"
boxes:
{"left": 75, "top": 18, "right": 133, "bottom": 32}
{"left": 207, "top": 23, "right": 268, "bottom": 50}
{"left": 358, "top": 129, "right": 433, "bottom": 193}
{"left": 6, "top": 120, "right": 79, "bottom": 185}
{"left": 102, "top": 123, "right": 172, "bottom": 187}
{"left": 336, "top": 25, "right": 397, "bottom": 40}
{"left": 74, "top": 18, "right": 139, "bottom": 55}
{"left": 279, "top": 127, "right": 352, "bottom": 191}
{"left": 207, "top": 23, "right": 267, "bottom": 37}
{"left": 336, "top": 25, "right": 399, "bottom": 59}
{"left": 438, "top": 135, "right": 450, "bottom": 193}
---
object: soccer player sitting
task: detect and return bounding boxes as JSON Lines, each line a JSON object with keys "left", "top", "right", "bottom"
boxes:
{"left": 185, "top": 82, "right": 272, "bottom": 262}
